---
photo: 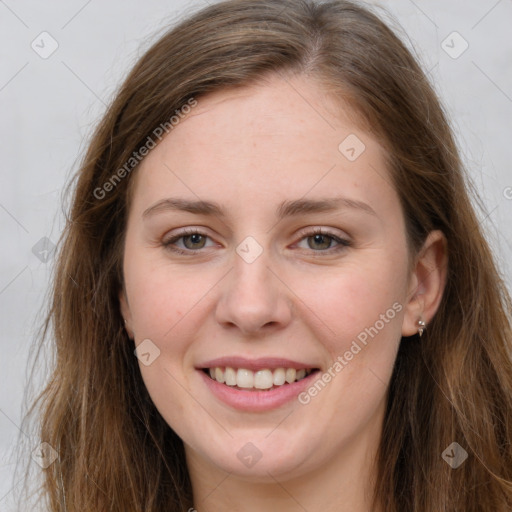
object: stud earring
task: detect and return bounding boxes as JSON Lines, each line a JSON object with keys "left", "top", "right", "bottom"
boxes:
{"left": 417, "top": 319, "right": 426, "bottom": 337}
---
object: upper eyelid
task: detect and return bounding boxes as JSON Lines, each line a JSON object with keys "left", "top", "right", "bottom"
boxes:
{"left": 163, "top": 226, "right": 348, "bottom": 239}
{"left": 295, "top": 226, "right": 349, "bottom": 238}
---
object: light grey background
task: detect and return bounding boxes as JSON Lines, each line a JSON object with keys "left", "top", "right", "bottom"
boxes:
{"left": 1, "top": 0, "right": 511, "bottom": 509}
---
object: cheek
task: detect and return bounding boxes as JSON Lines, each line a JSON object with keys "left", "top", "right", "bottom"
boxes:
{"left": 290, "top": 255, "right": 408, "bottom": 358}
{"left": 123, "top": 257, "right": 213, "bottom": 422}
{"left": 290, "top": 260, "right": 406, "bottom": 427}
{"left": 124, "top": 251, "right": 210, "bottom": 342}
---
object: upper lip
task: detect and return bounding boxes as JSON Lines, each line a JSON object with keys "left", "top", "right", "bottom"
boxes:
{"left": 197, "top": 356, "right": 319, "bottom": 372}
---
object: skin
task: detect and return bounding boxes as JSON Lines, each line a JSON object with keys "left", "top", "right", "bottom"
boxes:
{"left": 120, "top": 73, "right": 446, "bottom": 512}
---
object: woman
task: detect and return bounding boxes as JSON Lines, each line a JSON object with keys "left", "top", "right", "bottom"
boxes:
{"left": 22, "top": 0, "right": 512, "bottom": 510}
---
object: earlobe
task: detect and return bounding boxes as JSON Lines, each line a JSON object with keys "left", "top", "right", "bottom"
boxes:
{"left": 401, "top": 230, "right": 448, "bottom": 337}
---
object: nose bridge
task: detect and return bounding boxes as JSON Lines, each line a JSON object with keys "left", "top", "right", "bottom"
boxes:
{"left": 215, "top": 237, "right": 292, "bottom": 333}
{"left": 232, "top": 244, "right": 272, "bottom": 297}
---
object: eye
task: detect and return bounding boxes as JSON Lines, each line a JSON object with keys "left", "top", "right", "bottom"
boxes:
{"left": 162, "top": 228, "right": 216, "bottom": 254}
{"left": 162, "top": 227, "right": 351, "bottom": 256}
{"left": 295, "top": 228, "right": 351, "bottom": 253}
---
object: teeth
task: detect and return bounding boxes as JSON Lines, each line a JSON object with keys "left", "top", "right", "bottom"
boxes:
{"left": 215, "top": 367, "right": 225, "bottom": 384}
{"left": 225, "top": 366, "right": 237, "bottom": 386}
{"left": 285, "top": 368, "right": 296, "bottom": 383}
{"left": 236, "top": 368, "right": 254, "bottom": 388}
{"left": 254, "top": 369, "right": 273, "bottom": 389}
{"left": 296, "top": 369, "right": 306, "bottom": 380}
{"left": 273, "top": 368, "right": 286, "bottom": 386}
{"left": 206, "top": 366, "right": 313, "bottom": 390}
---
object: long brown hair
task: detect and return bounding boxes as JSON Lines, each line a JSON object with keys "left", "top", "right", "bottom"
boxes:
{"left": 18, "top": 0, "right": 512, "bottom": 510}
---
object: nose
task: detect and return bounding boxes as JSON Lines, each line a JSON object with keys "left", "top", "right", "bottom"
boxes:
{"left": 215, "top": 248, "right": 293, "bottom": 336}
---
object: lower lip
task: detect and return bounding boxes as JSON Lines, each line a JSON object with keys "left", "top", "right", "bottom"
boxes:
{"left": 198, "top": 370, "right": 319, "bottom": 412}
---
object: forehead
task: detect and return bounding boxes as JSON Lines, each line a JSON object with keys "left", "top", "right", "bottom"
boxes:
{"left": 129, "top": 74, "right": 397, "bottom": 219}
{"left": 174, "top": 74, "right": 368, "bottom": 152}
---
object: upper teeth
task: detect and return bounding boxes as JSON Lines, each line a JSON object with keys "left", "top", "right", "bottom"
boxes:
{"left": 208, "top": 367, "right": 312, "bottom": 390}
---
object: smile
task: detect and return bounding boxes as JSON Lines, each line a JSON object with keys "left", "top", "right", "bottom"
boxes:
{"left": 197, "top": 357, "right": 322, "bottom": 411}
{"left": 204, "top": 367, "right": 314, "bottom": 391}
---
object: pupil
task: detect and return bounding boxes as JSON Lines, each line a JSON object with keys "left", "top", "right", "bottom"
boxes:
{"left": 310, "top": 234, "right": 330, "bottom": 250}
{"left": 185, "top": 234, "right": 204, "bottom": 249}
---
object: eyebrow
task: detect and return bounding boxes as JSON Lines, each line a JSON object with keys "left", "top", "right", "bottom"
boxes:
{"left": 142, "top": 196, "right": 377, "bottom": 220}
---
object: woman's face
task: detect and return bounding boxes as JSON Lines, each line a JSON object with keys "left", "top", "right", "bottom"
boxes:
{"left": 120, "top": 74, "right": 417, "bottom": 481}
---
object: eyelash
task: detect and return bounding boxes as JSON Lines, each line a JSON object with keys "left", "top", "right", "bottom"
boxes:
{"left": 161, "top": 227, "right": 351, "bottom": 256}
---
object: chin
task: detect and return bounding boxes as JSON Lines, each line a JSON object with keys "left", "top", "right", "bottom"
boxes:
{"left": 187, "top": 433, "right": 319, "bottom": 482}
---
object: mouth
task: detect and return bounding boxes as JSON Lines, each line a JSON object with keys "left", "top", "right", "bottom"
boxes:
{"left": 202, "top": 366, "right": 320, "bottom": 391}
{"left": 196, "top": 357, "right": 322, "bottom": 411}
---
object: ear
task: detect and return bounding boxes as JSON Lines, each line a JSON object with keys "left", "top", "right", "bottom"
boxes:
{"left": 119, "top": 288, "right": 135, "bottom": 339}
{"left": 402, "top": 230, "right": 448, "bottom": 337}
